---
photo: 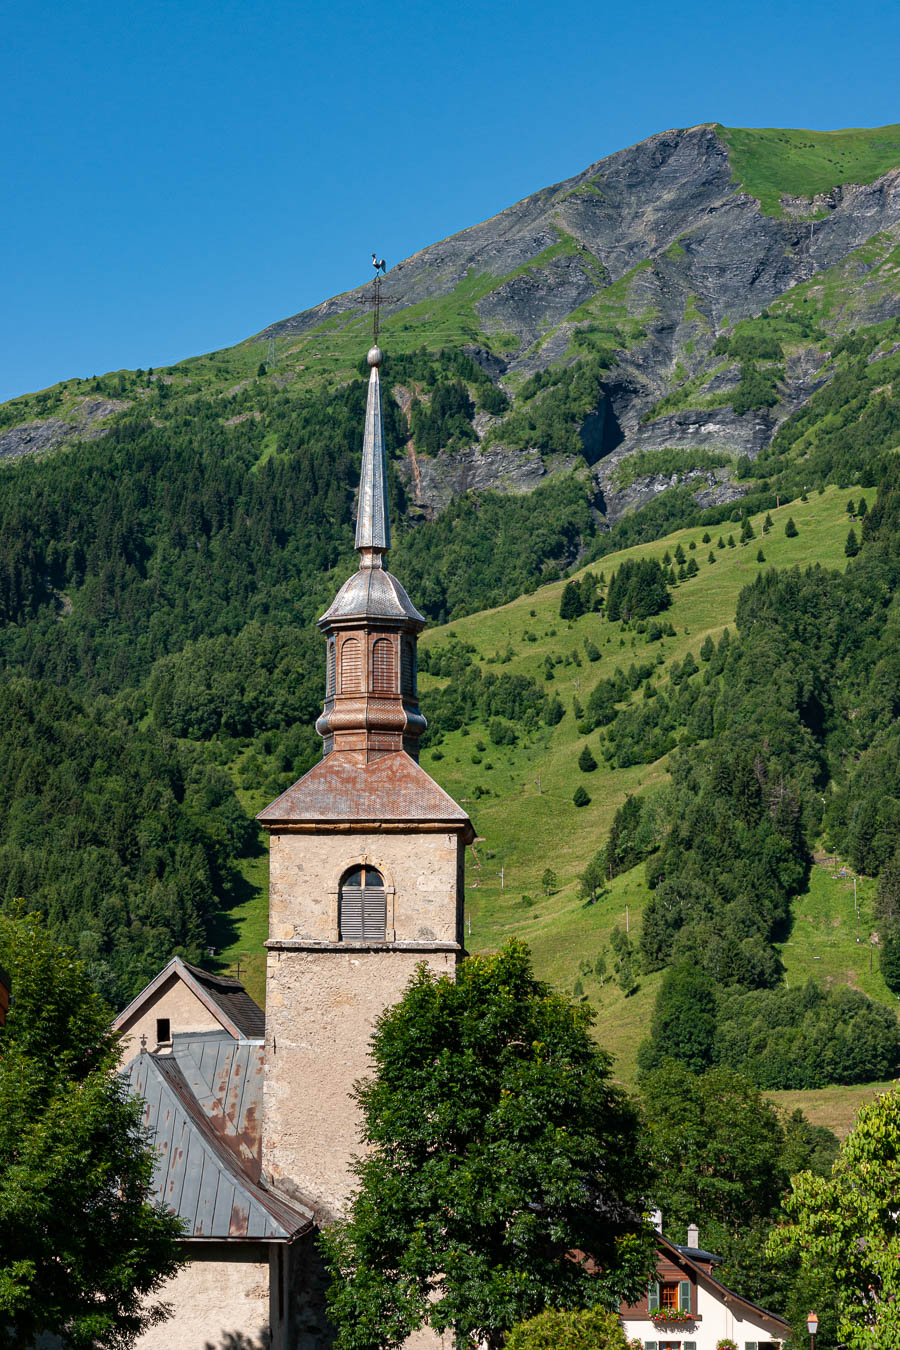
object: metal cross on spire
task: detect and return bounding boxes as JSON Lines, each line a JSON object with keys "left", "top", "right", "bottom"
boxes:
{"left": 355, "top": 253, "right": 395, "bottom": 345}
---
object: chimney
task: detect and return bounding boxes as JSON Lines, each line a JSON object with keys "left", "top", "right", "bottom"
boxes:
{"left": 687, "top": 1223, "right": 699, "bottom": 1248}
{"left": 650, "top": 1208, "right": 663, "bottom": 1234}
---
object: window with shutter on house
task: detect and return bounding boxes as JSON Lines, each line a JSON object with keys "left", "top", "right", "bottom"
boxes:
{"left": 643, "top": 1342, "right": 657, "bottom": 1350}
{"left": 372, "top": 637, "right": 394, "bottom": 693}
{"left": 678, "top": 1279, "right": 691, "bottom": 1313}
{"left": 340, "top": 638, "right": 362, "bottom": 692}
{"left": 339, "top": 866, "right": 386, "bottom": 941}
{"left": 648, "top": 1280, "right": 660, "bottom": 1312}
{"left": 683, "top": 1342, "right": 697, "bottom": 1350}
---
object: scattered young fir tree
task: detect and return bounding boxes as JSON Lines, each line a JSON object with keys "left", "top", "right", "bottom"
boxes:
{"left": 573, "top": 785, "right": 591, "bottom": 807}
{"left": 785, "top": 516, "right": 798, "bottom": 537}
{"left": 578, "top": 743, "right": 597, "bottom": 773}
{"left": 858, "top": 495, "right": 869, "bottom": 516}
{"left": 845, "top": 527, "right": 859, "bottom": 557}
{"left": 757, "top": 548, "right": 766, "bottom": 563}
{"left": 727, "top": 534, "right": 736, "bottom": 548}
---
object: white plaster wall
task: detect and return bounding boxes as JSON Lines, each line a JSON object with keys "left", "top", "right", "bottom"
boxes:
{"left": 136, "top": 1250, "right": 270, "bottom": 1350}
{"left": 624, "top": 1273, "right": 788, "bottom": 1346}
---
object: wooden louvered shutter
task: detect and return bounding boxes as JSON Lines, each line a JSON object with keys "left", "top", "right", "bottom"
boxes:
{"left": 339, "top": 887, "right": 364, "bottom": 939}
{"left": 678, "top": 1280, "right": 691, "bottom": 1312}
{"left": 327, "top": 639, "right": 336, "bottom": 696}
{"left": 647, "top": 1281, "right": 660, "bottom": 1313}
{"left": 401, "top": 639, "right": 414, "bottom": 695}
{"left": 683, "top": 1342, "right": 697, "bottom": 1350}
{"left": 340, "top": 638, "right": 362, "bottom": 692}
{"left": 372, "top": 638, "right": 394, "bottom": 693}
{"left": 643, "top": 1342, "right": 657, "bottom": 1350}
{"left": 362, "top": 887, "right": 387, "bottom": 940}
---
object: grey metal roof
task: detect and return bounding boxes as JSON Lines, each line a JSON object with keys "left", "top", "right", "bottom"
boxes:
{"left": 124, "top": 1041, "right": 312, "bottom": 1241}
{"left": 318, "top": 563, "right": 425, "bottom": 626}
{"left": 354, "top": 351, "right": 390, "bottom": 552}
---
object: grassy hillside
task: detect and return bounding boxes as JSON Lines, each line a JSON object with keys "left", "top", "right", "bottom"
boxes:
{"left": 719, "top": 122, "right": 900, "bottom": 215}
{"left": 220, "top": 484, "right": 892, "bottom": 1101}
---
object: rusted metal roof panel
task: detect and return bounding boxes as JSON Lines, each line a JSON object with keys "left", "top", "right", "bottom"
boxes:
{"left": 171, "top": 1033, "right": 263, "bottom": 1178}
{"left": 123, "top": 1048, "right": 311, "bottom": 1241}
{"left": 257, "top": 750, "right": 473, "bottom": 838}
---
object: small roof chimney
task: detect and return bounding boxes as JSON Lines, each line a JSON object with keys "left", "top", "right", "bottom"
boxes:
{"left": 687, "top": 1223, "right": 699, "bottom": 1248}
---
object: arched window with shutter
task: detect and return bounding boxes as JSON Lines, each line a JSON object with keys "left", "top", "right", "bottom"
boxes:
{"left": 340, "top": 637, "right": 362, "bottom": 692}
{"left": 339, "top": 866, "right": 386, "bottom": 941}
{"left": 372, "top": 637, "right": 394, "bottom": 693}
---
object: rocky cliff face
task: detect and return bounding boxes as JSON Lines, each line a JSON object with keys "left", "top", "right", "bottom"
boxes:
{"left": 261, "top": 125, "right": 900, "bottom": 521}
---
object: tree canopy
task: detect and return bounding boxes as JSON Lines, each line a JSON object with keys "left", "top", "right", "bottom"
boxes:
{"left": 321, "top": 942, "right": 654, "bottom": 1350}
{"left": 0, "top": 912, "right": 184, "bottom": 1348}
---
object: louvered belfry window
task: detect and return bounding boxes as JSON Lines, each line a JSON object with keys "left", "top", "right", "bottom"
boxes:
{"left": 401, "top": 638, "right": 415, "bottom": 695}
{"left": 339, "top": 866, "right": 387, "bottom": 941}
{"left": 372, "top": 637, "right": 394, "bottom": 693}
{"left": 340, "top": 637, "right": 362, "bottom": 692}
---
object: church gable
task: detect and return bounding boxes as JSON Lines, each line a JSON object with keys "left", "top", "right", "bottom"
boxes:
{"left": 114, "top": 955, "right": 264, "bottom": 1061}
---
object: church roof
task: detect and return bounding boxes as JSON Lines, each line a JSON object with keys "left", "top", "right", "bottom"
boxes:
{"left": 123, "top": 1035, "right": 314, "bottom": 1242}
{"left": 113, "top": 955, "right": 265, "bottom": 1043}
{"left": 257, "top": 751, "right": 474, "bottom": 839}
{"left": 318, "top": 563, "right": 425, "bottom": 626}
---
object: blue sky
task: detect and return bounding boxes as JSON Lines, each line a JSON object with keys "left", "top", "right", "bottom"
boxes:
{"left": 2, "top": 0, "right": 898, "bottom": 402}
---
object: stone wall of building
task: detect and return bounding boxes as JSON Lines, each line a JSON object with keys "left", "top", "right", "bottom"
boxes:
{"left": 135, "top": 1244, "right": 271, "bottom": 1350}
{"left": 264, "top": 945, "right": 456, "bottom": 1218}
{"left": 268, "top": 829, "right": 463, "bottom": 945}
{"left": 117, "top": 973, "right": 223, "bottom": 1061}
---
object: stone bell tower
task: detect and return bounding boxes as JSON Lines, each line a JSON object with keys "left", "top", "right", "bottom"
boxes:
{"left": 259, "top": 342, "right": 473, "bottom": 1219}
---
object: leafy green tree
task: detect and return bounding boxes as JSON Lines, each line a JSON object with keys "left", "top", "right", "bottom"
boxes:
{"left": 541, "top": 867, "right": 559, "bottom": 896}
{"left": 320, "top": 943, "right": 655, "bottom": 1350}
{"left": 768, "top": 1089, "right": 900, "bottom": 1350}
{"left": 506, "top": 1305, "right": 630, "bottom": 1349}
{"left": 785, "top": 516, "right": 798, "bottom": 537}
{"left": 845, "top": 527, "right": 859, "bottom": 557}
{"left": 579, "top": 851, "right": 609, "bottom": 906}
{"left": 573, "top": 785, "right": 591, "bottom": 807}
{"left": 0, "top": 913, "right": 184, "bottom": 1348}
{"left": 637, "top": 964, "right": 717, "bottom": 1074}
{"left": 578, "top": 743, "right": 597, "bottom": 773}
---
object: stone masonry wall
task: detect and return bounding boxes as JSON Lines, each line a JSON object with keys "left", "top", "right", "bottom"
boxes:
{"left": 263, "top": 945, "right": 456, "bottom": 1218}
{"left": 268, "top": 830, "right": 463, "bottom": 945}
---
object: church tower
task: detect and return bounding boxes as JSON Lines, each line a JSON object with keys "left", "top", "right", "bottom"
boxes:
{"left": 258, "top": 342, "right": 473, "bottom": 1219}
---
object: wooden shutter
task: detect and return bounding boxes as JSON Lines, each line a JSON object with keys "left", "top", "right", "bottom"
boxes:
{"left": 372, "top": 638, "right": 394, "bottom": 693}
{"left": 647, "top": 1280, "right": 660, "bottom": 1312}
{"left": 340, "top": 638, "right": 362, "bottom": 692}
{"left": 643, "top": 1342, "right": 658, "bottom": 1350}
{"left": 362, "top": 887, "right": 386, "bottom": 940}
{"left": 339, "top": 887, "right": 364, "bottom": 939}
{"left": 683, "top": 1342, "right": 697, "bottom": 1350}
{"left": 678, "top": 1280, "right": 691, "bottom": 1312}
{"left": 401, "top": 639, "right": 414, "bottom": 694}
{"left": 327, "top": 640, "right": 336, "bottom": 696}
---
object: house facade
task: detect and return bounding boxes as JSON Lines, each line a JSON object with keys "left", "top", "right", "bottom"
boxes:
{"left": 620, "top": 1232, "right": 791, "bottom": 1350}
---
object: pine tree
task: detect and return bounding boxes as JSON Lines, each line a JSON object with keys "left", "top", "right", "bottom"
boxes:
{"left": 727, "top": 534, "right": 736, "bottom": 548}
{"left": 578, "top": 743, "right": 597, "bottom": 772}
{"left": 757, "top": 548, "right": 766, "bottom": 563}
{"left": 763, "top": 513, "right": 773, "bottom": 532}
{"left": 717, "top": 536, "right": 726, "bottom": 549}
{"left": 845, "top": 528, "right": 859, "bottom": 557}
{"left": 846, "top": 499, "right": 856, "bottom": 516}
{"left": 785, "top": 517, "right": 798, "bottom": 538}
{"left": 858, "top": 496, "right": 869, "bottom": 516}
{"left": 573, "top": 785, "right": 591, "bottom": 807}
{"left": 708, "top": 550, "right": 716, "bottom": 564}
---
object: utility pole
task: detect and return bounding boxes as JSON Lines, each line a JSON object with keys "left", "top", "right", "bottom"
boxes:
{"left": 626, "top": 905, "right": 629, "bottom": 934}
{"left": 500, "top": 867, "right": 505, "bottom": 889}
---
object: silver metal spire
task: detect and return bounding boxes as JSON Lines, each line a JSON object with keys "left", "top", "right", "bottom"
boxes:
{"left": 354, "top": 344, "right": 391, "bottom": 559}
